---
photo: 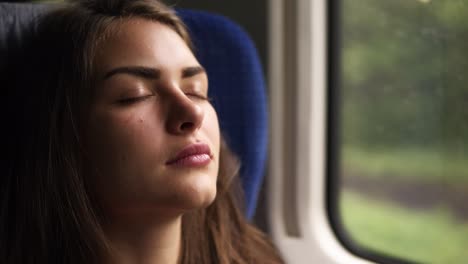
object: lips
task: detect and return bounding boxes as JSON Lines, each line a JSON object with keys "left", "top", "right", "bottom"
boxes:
{"left": 166, "top": 143, "right": 212, "bottom": 167}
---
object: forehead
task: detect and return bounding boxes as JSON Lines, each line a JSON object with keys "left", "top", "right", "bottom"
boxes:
{"left": 94, "top": 18, "right": 198, "bottom": 75}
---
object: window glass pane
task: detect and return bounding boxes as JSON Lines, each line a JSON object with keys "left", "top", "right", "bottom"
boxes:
{"left": 337, "top": 0, "right": 468, "bottom": 263}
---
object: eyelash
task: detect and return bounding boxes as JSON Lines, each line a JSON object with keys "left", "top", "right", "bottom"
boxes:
{"left": 186, "top": 93, "right": 211, "bottom": 101}
{"left": 117, "top": 95, "right": 153, "bottom": 105}
{"left": 117, "top": 93, "right": 211, "bottom": 105}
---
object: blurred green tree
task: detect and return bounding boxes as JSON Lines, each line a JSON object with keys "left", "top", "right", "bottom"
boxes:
{"left": 341, "top": 0, "right": 468, "bottom": 153}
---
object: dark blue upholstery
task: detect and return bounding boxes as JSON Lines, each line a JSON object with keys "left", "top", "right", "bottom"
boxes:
{"left": 0, "top": 3, "right": 268, "bottom": 220}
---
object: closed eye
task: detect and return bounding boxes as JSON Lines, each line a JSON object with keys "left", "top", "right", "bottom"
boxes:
{"left": 186, "top": 92, "right": 211, "bottom": 101}
{"left": 117, "top": 94, "right": 154, "bottom": 105}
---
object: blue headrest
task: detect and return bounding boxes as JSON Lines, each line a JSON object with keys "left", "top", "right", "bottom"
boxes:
{"left": 0, "top": 3, "right": 268, "bottom": 219}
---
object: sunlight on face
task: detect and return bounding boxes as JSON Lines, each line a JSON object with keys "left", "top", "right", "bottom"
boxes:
{"left": 82, "top": 18, "right": 220, "bottom": 218}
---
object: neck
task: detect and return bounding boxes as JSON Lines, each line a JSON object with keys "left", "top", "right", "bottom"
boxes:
{"left": 102, "top": 214, "right": 182, "bottom": 264}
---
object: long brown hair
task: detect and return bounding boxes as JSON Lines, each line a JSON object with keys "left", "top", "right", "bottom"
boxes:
{"left": 1, "top": 0, "right": 283, "bottom": 263}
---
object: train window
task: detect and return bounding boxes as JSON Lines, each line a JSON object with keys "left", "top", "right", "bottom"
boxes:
{"left": 332, "top": 0, "right": 468, "bottom": 263}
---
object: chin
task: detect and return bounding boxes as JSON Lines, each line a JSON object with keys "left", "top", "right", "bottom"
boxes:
{"left": 158, "top": 173, "right": 218, "bottom": 214}
{"left": 179, "top": 179, "right": 217, "bottom": 211}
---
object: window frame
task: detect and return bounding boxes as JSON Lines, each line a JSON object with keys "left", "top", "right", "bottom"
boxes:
{"left": 267, "top": 0, "right": 419, "bottom": 263}
{"left": 267, "top": 0, "right": 372, "bottom": 263}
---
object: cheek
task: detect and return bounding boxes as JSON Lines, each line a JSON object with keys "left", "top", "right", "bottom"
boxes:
{"left": 83, "top": 107, "right": 165, "bottom": 176}
{"left": 83, "top": 108, "right": 168, "bottom": 205}
{"left": 205, "top": 106, "right": 221, "bottom": 152}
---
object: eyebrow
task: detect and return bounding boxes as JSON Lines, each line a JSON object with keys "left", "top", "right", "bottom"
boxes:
{"left": 103, "top": 65, "right": 206, "bottom": 80}
{"left": 182, "top": 66, "right": 206, "bottom": 78}
{"left": 103, "top": 66, "right": 160, "bottom": 80}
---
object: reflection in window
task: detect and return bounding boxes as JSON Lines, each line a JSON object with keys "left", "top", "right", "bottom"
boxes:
{"left": 335, "top": 0, "right": 468, "bottom": 263}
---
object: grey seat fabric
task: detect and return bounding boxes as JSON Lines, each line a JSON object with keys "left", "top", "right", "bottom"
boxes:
{"left": 1, "top": 3, "right": 51, "bottom": 72}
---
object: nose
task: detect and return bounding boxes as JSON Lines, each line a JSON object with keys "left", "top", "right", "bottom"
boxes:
{"left": 165, "top": 89, "right": 205, "bottom": 135}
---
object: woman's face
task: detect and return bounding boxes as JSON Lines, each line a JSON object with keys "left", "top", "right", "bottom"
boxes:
{"left": 83, "top": 18, "right": 220, "bottom": 218}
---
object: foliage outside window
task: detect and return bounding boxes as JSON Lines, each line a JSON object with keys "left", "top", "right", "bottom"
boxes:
{"left": 337, "top": 0, "right": 468, "bottom": 263}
